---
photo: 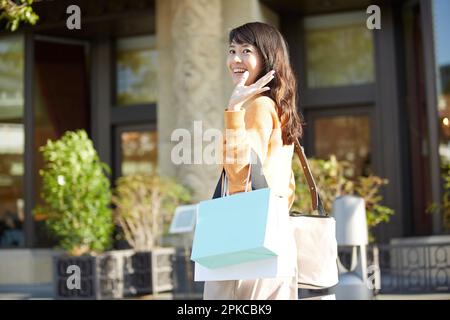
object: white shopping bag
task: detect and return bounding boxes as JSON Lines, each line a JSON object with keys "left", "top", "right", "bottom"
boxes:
{"left": 194, "top": 202, "right": 297, "bottom": 281}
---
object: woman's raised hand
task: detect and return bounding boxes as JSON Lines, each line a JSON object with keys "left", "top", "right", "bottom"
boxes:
{"left": 227, "top": 70, "right": 275, "bottom": 111}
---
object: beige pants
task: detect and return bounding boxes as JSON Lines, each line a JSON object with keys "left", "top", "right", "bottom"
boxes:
{"left": 203, "top": 275, "right": 298, "bottom": 300}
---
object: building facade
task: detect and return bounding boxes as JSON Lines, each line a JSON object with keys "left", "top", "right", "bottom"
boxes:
{"left": 0, "top": 0, "right": 449, "bottom": 260}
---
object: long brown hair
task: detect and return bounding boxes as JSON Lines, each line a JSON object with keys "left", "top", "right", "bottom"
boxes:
{"left": 229, "top": 22, "right": 304, "bottom": 144}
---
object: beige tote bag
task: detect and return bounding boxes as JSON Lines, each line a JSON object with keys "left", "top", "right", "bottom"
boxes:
{"left": 289, "top": 140, "right": 339, "bottom": 289}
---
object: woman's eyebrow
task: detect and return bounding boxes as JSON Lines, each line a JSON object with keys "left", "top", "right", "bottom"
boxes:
{"left": 229, "top": 43, "right": 252, "bottom": 48}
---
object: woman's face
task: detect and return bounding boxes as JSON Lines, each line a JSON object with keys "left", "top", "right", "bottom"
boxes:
{"left": 227, "top": 41, "right": 263, "bottom": 86}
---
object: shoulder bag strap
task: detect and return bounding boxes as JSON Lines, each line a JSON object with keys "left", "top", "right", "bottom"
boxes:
{"left": 293, "top": 138, "right": 326, "bottom": 216}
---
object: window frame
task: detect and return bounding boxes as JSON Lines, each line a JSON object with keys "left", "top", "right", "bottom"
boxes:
{"left": 285, "top": 16, "right": 378, "bottom": 156}
{"left": 281, "top": 5, "right": 409, "bottom": 241}
{"left": 0, "top": 34, "right": 28, "bottom": 248}
{"left": 111, "top": 34, "right": 158, "bottom": 110}
{"left": 113, "top": 123, "right": 157, "bottom": 181}
{"left": 304, "top": 106, "right": 375, "bottom": 176}
{"left": 301, "top": 11, "right": 377, "bottom": 90}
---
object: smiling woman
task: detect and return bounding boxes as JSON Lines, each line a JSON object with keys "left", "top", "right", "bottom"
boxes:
{"left": 202, "top": 22, "right": 303, "bottom": 300}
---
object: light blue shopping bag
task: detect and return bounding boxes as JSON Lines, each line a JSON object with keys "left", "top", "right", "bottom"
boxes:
{"left": 190, "top": 187, "right": 283, "bottom": 269}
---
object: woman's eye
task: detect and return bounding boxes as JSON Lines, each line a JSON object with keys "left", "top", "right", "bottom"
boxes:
{"left": 243, "top": 49, "right": 251, "bottom": 53}
{"left": 229, "top": 49, "right": 235, "bottom": 54}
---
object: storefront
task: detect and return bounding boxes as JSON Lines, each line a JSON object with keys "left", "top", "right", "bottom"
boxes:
{"left": 0, "top": 0, "right": 448, "bottom": 256}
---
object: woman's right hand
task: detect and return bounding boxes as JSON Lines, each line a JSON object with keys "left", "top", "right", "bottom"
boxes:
{"left": 227, "top": 70, "right": 275, "bottom": 111}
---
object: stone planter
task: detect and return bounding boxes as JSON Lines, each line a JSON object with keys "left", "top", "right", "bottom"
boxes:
{"left": 53, "top": 250, "right": 128, "bottom": 300}
{"left": 172, "top": 248, "right": 204, "bottom": 300}
{"left": 53, "top": 247, "right": 176, "bottom": 299}
{"left": 123, "top": 247, "right": 176, "bottom": 297}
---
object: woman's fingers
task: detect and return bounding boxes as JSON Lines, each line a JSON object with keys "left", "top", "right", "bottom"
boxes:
{"left": 254, "top": 70, "right": 275, "bottom": 87}
{"left": 237, "top": 71, "right": 250, "bottom": 87}
{"left": 248, "top": 86, "right": 270, "bottom": 100}
{"left": 252, "top": 76, "right": 274, "bottom": 93}
{"left": 253, "top": 76, "right": 274, "bottom": 91}
{"left": 229, "top": 70, "right": 273, "bottom": 107}
{"left": 254, "top": 74, "right": 272, "bottom": 87}
{"left": 257, "top": 87, "right": 271, "bottom": 94}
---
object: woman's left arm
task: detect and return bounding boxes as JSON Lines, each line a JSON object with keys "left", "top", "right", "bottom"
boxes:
{"left": 221, "top": 96, "right": 276, "bottom": 193}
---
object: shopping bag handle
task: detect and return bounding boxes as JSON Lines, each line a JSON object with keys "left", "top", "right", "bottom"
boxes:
{"left": 212, "top": 149, "right": 267, "bottom": 199}
{"left": 212, "top": 143, "right": 326, "bottom": 216}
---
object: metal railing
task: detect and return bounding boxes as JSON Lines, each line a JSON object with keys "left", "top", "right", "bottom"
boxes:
{"left": 171, "top": 242, "right": 450, "bottom": 297}
{"left": 366, "top": 242, "right": 450, "bottom": 294}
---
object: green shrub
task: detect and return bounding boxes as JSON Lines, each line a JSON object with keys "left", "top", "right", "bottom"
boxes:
{"left": 291, "top": 155, "right": 353, "bottom": 214}
{"left": 112, "top": 170, "right": 192, "bottom": 251}
{"left": 292, "top": 155, "right": 394, "bottom": 242}
{"left": 34, "top": 130, "right": 113, "bottom": 255}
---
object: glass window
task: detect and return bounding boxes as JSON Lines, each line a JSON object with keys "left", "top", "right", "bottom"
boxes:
{"left": 434, "top": 0, "right": 450, "bottom": 164}
{"left": 0, "top": 36, "right": 25, "bottom": 248}
{"left": 115, "top": 35, "right": 158, "bottom": 106}
{"left": 313, "top": 114, "right": 371, "bottom": 177}
{"left": 304, "top": 12, "right": 375, "bottom": 88}
{"left": 33, "top": 40, "right": 90, "bottom": 247}
{"left": 120, "top": 130, "right": 157, "bottom": 176}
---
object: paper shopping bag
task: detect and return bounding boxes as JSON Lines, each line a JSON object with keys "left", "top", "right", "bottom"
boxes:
{"left": 194, "top": 212, "right": 297, "bottom": 281}
{"left": 191, "top": 188, "right": 286, "bottom": 269}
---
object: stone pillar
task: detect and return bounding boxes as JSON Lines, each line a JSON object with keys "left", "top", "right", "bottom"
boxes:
{"left": 156, "top": 0, "right": 279, "bottom": 202}
{"left": 157, "top": 0, "right": 224, "bottom": 202}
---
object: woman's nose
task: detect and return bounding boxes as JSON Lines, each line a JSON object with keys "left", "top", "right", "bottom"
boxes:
{"left": 232, "top": 54, "right": 242, "bottom": 63}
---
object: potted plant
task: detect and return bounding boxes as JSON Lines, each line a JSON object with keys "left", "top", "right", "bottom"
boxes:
{"left": 34, "top": 130, "right": 122, "bottom": 299}
{"left": 292, "top": 155, "right": 394, "bottom": 243}
{"left": 112, "top": 170, "right": 191, "bottom": 297}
